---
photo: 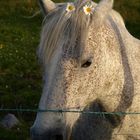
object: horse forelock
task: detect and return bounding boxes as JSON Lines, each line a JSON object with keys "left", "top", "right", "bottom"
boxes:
{"left": 38, "top": 0, "right": 97, "bottom": 67}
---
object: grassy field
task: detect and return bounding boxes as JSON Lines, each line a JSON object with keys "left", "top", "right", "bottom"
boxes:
{"left": 0, "top": 0, "right": 140, "bottom": 139}
{"left": 0, "top": 1, "right": 42, "bottom": 139}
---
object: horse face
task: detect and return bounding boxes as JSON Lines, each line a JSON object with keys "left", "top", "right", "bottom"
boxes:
{"left": 31, "top": 0, "right": 126, "bottom": 139}
{"left": 31, "top": 24, "right": 124, "bottom": 140}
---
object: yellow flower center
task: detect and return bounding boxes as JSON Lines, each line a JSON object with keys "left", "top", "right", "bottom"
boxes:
{"left": 68, "top": 5, "right": 74, "bottom": 11}
{"left": 86, "top": 7, "right": 92, "bottom": 13}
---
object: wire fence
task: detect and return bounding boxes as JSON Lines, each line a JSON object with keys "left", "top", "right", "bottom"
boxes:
{"left": 0, "top": 108, "right": 140, "bottom": 116}
{"left": 1, "top": 108, "right": 140, "bottom": 137}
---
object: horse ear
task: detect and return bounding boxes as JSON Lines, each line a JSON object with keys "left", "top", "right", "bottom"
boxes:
{"left": 38, "top": 0, "right": 56, "bottom": 15}
{"left": 93, "top": 0, "right": 114, "bottom": 24}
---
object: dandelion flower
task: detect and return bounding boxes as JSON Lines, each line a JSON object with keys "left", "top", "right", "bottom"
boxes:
{"left": 83, "top": 5, "right": 94, "bottom": 15}
{"left": 66, "top": 3, "right": 75, "bottom": 12}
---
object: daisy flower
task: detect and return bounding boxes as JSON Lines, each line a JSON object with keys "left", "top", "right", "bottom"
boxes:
{"left": 66, "top": 3, "right": 75, "bottom": 12}
{"left": 83, "top": 4, "right": 94, "bottom": 15}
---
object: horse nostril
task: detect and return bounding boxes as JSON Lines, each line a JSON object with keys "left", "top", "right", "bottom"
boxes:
{"left": 55, "top": 134, "right": 63, "bottom": 140}
{"left": 30, "top": 127, "right": 63, "bottom": 140}
{"left": 31, "top": 133, "right": 63, "bottom": 140}
{"left": 48, "top": 131, "right": 63, "bottom": 140}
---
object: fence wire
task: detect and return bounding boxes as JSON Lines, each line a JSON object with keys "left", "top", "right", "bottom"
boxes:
{"left": 0, "top": 108, "right": 140, "bottom": 115}
{"left": 1, "top": 108, "right": 140, "bottom": 137}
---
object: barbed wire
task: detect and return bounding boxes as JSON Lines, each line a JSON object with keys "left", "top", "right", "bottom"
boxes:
{"left": 0, "top": 108, "right": 140, "bottom": 115}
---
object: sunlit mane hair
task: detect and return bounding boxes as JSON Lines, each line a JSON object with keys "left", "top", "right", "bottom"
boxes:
{"left": 38, "top": 0, "right": 96, "bottom": 67}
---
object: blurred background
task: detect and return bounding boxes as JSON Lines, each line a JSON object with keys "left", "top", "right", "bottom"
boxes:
{"left": 0, "top": 0, "right": 140, "bottom": 139}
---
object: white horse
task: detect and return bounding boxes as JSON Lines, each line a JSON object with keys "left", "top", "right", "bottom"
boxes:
{"left": 31, "top": 0, "right": 140, "bottom": 139}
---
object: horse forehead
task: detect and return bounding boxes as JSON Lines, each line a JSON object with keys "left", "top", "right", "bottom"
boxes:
{"left": 61, "top": 23, "right": 116, "bottom": 62}
{"left": 91, "top": 21, "right": 117, "bottom": 40}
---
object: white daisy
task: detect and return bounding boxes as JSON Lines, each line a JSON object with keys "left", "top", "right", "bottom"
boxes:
{"left": 66, "top": 3, "right": 75, "bottom": 13}
{"left": 83, "top": 4, "right": 94, "bottom": 15}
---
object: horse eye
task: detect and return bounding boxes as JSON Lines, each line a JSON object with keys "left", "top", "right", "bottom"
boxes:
{"left": 81, "top": 59, "right": 92, "bottom": 68}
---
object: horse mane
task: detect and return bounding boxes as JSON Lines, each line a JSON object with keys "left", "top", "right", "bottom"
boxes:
{"left": 38, "top": 0, "right": 96, "bottom": 67}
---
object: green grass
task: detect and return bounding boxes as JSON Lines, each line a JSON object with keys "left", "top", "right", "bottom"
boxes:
{"left": 0, "top": 1, "right": 42, "bottom": 108}
{"left": 0, "top": 0, "right": 140, "bottom": 139}
{"left": 0, "top": 1, "right": 42, "bottom": 139}
{"left": 114, "top": 0, "right": 140, "bottom": 39}
{"left": 0, "top": 120, "right": 30, "bottom": 140}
